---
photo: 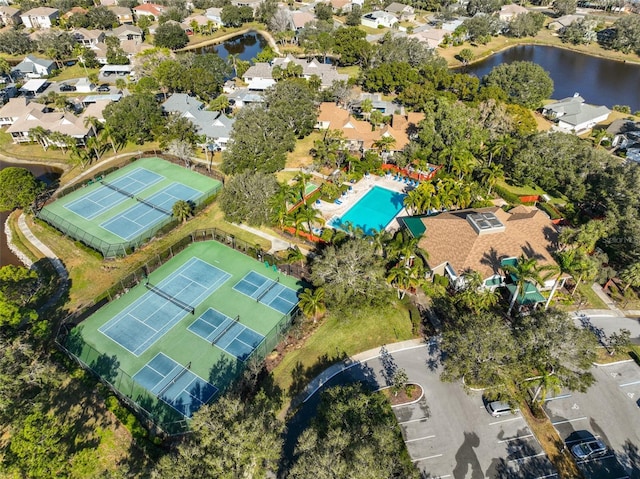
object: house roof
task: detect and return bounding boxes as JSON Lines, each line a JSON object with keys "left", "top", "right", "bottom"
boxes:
{"left": 606, "top": 118, "right": 640, "bottom": 136}
{"left": 363, "top": 10, "right": 397, "bottom": 22}
{"left": 13, "top": 55, "right": 55, "bottom": 73}
{"left": 100, "top": 64, "right": 132, "bottom": 72}
{"left": 7, "top": 110, "right": 90, "bottom": 138}
{"left": 81, "top": 100, "right": 111, "bottom": 121}
{"left": 499, "top": 4, "right": 528, "bottom": 16}
{"left": 385, "top": 2, "right": 412, "bottom": 14}
{"left": 20, "top": 79, "right": 47, "bottom": 92}
{"left": 108, "top": 6, "right": 133, "bottom": 16}
{"left": 110, "top": 25, "right": 142, "bottom": 36}
{"left": 242, "top": 62, "right": 274, "bottom": 80}
{"left": 416, "top": 205, "right": 560, "bottom": 279}
{"left": 544, "top": 95, "right": 586, "bottom": 116}
{"left": 72, "top": 27, "right": 104, "bottom": 40}
{"left": 330, "top": 0, "right": 352, "bottom": 8}
{"left": 545, "top": 95, "right": 610, "bottom": 128}
{"left": 0, "top": 6, "right": 19, "bottom": 16}
{"left": 505, "top": 283, "right": 546, "bottom": 305}
{"left": 162, "top": 93, "right": 204, "bottom": 112}
{"left": 23, "top": 6, "right": 58, "bottom": 17}
{"left": 0, "top": 97, "right": 45, "bottom": 119}
{"left": 183, "top": 14, "right": 209, "bottom": 26}
{"left": 133, "top": 3, "right": 164, "bottom": 17}
{"left": 549, "top": 14, "right": 583, "bottom": 28}
{"left": 291, "top": 11, "right": 315, "bottom": 29}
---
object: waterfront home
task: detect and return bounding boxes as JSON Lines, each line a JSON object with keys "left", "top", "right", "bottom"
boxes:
{"left": 542, "top": 94, "right": 611, "bottom": 133}
{"left": 6, "top": 109, "right": 92, "bottom": 146}
{"left": 0, "top": 97, "right": 46, "bottom": 126}
{"left": 548, "top": 14, "right": 583, "bottom": 31}
{"left": 242, "top": 55, "right": 348, "bottom": 90}
{"left": 498, "top": 3, "right": 527, "bottom": 21}
{"left": 20, "top": 6, "right": 59, "bottom": 29}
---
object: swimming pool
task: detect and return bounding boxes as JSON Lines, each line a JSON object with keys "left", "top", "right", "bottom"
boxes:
{"left": 329, "top": 186, "right": 406, "bottom": 235}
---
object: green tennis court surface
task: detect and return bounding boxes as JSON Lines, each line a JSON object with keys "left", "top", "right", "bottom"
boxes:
{"left": 68, "top": 241, "right": 302, "bottom": 426}
{"left": 38, "top": 158, "right": 221, "bottom": 257}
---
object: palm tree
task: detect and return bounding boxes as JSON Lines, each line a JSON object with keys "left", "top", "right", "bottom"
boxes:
{"left": 69, "top": 143, "right": 89, "bottom": 169}
{"left": 370, "top": 109, "right": 384, "bottom": 129}
{"left": 387, "top": 264, "right": 412, "bottom": 299}
{"left": 294, "top": 172, "right": 313, "bottom": 200}
{"left": 285, "top": 245, "right": 305, "bottom": 268}
{"left": 360, "top": 98, "right": 373, "bottom": 120}
{"left": 620, "top": 262, "right": 640, "bottom": 292}
{"left": 298, "top": 287, "right": 325, "bottom": 323}
{"left": 489, "top": 134, "right": 517, "bottom": 166}
{"left": 503, "top": 255, "right": 557, "bottom": 316}
{"left": 29, "top": 126, "right": 49, "bottom": 150}
{"left": 100, "top": 123, "right": 119, "bottom": 155}
{"left": 387, "top": 230, "right": 428, "bottom": 268}
{"left": 295, "top": 205, "right": 325, "bottom": 233}
{"left": 373, "top": 135, "right": 396, "bottom": 159}
{"left": 211, "top": 94, "right": 230, "bottom": 113}
{"left": 530, "top": 368, "right": 562, "bottom": 404}
{"left": 481, "top": 164, "right": 504, "bottom": 196}
{"left": 404, "top": 189, "right": 425, "bottom": 215}
{"left": 591, "top": 128, "right": 608, "bottom": 148}
{"left": 545, "top": 250, "right": 576, "bottom": 309}
{"left": 451, "top": 152, "right": 476, "bottom": 181}
{"left": 85, "top": 135, "right": 102, "bottom": 163}
{"left": 370, "top": 228, "right": 392, "bottom": 257}
{"left": 569, "top": 251, "right": 598, "bottom": 296}
{"left": 172, "top": 200, "right": 193, "bottom": 223}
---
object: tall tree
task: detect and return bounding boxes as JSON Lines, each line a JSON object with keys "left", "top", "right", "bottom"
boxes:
{"left": 503, "top": 254, "right": 557, "bottom": 316}
{"left": 0, "top": 168, "right": 43, "bottom": 212}
{"left": 298, "top": 287, "right": 326, "bottom": 323}
{"left": 483, "top": 61, "right": 554, "bottom": 109}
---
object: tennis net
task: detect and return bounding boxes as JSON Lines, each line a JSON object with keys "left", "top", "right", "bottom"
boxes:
{"left": 101, "top": 181, "right": 136, "bottom": 199}
{"left": 145, "top": 282, "right": 195, "bottom": 314}
{"left": 211, "top": 315, "right": 239, "bottom": 345}
{"left": 137, "top": 196, "right": 172, "bottom": 216}
{"left": 256, "top": 277, "right": 280, "bottom": 302}
{"left": 157, "top": 361, "right": 192, "bottom": 397}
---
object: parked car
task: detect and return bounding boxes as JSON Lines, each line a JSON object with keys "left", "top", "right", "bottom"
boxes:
{"left": 485, "top": 400, "right": 516, "bottom": 417}
{"left": 59, "top": 83, "right": 76, "bottom": 92}
{"left": 571, "top": 439, "right": 607, "bottom": 460}
{"left": 96, "top": 84, "right": 110, "bottom": 92}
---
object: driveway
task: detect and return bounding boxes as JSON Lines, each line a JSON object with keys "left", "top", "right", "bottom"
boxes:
{"left": 574, "top": 312, "right": 640, "bottom": 344}
{"left": 544, "top": 361, "right": 640, "bottom": 479}
{"left": 287, "top": 342, "right": 556, "bottom": 479}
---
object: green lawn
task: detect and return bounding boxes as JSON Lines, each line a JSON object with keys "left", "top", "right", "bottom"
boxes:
{"left": 496, "top": 179, "right": 546, "bottom": 197}
{"left": 272, "top": 300, "right": 417, "bottom": 405}
{"left": 337, "top": 65, "right": 361, "bottom": 80}
{"left": 50, "top": 65, "right": 100, "bottom": 82}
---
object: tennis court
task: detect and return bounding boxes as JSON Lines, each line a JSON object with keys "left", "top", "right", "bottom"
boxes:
{"left": 68, "top": 240, "right": 303, "bottom": 428}
{"left": 133, "top": 353, "right": 217, "bottom": 417}
{"left": 188, "top": 308, "right": 264, "bottom": 361}
{"left": 233, "top": 271, "right": 300, "bottom": 314}
{"left": 64, "top": 168, "right": 164, "bottom": 219}
{"left": 38, "top": 158, "right": 222, "bottom": 257}
{"left": 99, "top": 258, "right": 231, "bottom": 356}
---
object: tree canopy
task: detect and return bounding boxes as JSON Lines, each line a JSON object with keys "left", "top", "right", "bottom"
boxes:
{"left": 218, "top": 172, "right": 280, "bottom": 225}
{"left": 0, "top": 167, "right": 42, "bottom": 212}
{"left": 103, "top": 93, "right": 164, "bottom": 144}
{"left": 483, "top": 61, "right": 554, "bottom": 108}
{"left": 154, "top": 22, "right": 189, "bottom": 50}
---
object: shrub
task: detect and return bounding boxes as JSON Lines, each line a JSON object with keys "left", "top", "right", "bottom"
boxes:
{"left": 538, "top": 201, "right": 562, "bottom": 220}
{"left": 493, "top": 184, "right": 522, "bottom": 205}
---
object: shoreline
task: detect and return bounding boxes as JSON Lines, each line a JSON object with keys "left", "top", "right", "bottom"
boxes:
{"left": 444, "top": 37, "right": 640, "bottom": 69}
{"left": 179, "top": 28, "right": 280, "bottom": 55}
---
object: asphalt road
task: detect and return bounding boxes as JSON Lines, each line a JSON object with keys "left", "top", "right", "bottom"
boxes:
{"left": 573, "top": 312, "right": 640, "bottom": 344}
{"left": 544, "top": 361, "right": 640, "bottom": 479}
{"left": 283, "top": 343, "right": 556, "bottom": 479}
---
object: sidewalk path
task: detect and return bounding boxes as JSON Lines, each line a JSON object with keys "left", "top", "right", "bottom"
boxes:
{"left": 233, "top": 223, "right": 291, "bottom": 254}
{"left": 17, "top": 213, "right": 69, "bottom": 311}
{"left": 591, "top": 282, "right": 624, "bottom": 315}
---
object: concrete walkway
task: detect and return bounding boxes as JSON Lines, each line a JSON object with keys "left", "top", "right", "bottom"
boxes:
{"left": 591, "top": 282, "right": 624, "bottom": 315}
{"left": 17, "top": 213, "right": 69, "bottom": 310}
{"left": 233, "top": 223, "right": 291, "bottom": 254}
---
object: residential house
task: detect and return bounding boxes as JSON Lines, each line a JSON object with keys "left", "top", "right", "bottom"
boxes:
{"left": 133, "top": 3, "right": 165, "bottom": 21}
{"left": 75, "top": 77, "right": 95, "bottom": 93}
{"left": 12, "top": 55, "right": 56, "bottom": 79}
{"left": 0, "top": 97, "right": 46, "bottom": 126}
{"left": 162, "top": 93, "right": 236, "bottom": 150}
{"left": 20, "top": 79, "right": 49, "bottom": 96}
{"left": 100, "top": 64, "right": 132, "bottom": 77}
{"left": 548, "top": 14, "right": 583, "bottom": 31}
{"left": 542, "top": 94, "right": 610, "bottom": 133}
{"left": 315, "top": 102, "right": 423, "bottom": 154}
{"left": 353, "top": 93, "right": 400, "bottom": 116}
{"left": 227, "top": 88, "right": 264, "bottom": 108}
{"left": 120, "top": 39, "right": 152, "bottom": 59}
{"left": 403, "top": 206, "right": 565, "bottom": 303}
{"left": 361, "top": 10, "right": 398, "bottom": 29}
{"left": 329, "top": 0, "right": 364, "bottom": 13}
{"left": 81, "top": 100, "right": 111, "bottom": 123}
{"left": 290, "top": 10, "right": 316, "bottom": 31}
{"left": 108, "top": 24, "right": 143, "bottom": 41}
{"left": 385, "top": 2, "right": 415, "bottom": 22}
{"left": 242, "top": 55, "right": 349, "bottom": 90}
{"left": 205, "top": 7, "right": 223, "bottom": 26}
{"left": 606, "top": 119, "right": 640, "bottom": 149}
{"left": 20, "top": 6, "right": 59, "bottom": 29}
{"left": 72, "top": 28, "right": 106, "bottom": 47}
{"left": 62, "top": 6, "right": 88, "bottom": 21}
{"left": 182, "top": 14, "right": 210, "bottom": 34}
{"left": 498, "top": 3, "right": 528, "bottom": 22}
{"left": 230, "top": 0, "right": 264, "bottom": 14}
{"left": 0, "top": 6, "right": 21, "bottom": 26}
{"left": 108, "top": 6, "right": 134, "bottom": 24}
{"left": 409, "top": 28, "right": 449, "bottom": 48}
{"left": 100, "top": 0, "right": 118, "bottom": 6}
{"left": 7, "top": 109, "right": 92, "bottom": 145}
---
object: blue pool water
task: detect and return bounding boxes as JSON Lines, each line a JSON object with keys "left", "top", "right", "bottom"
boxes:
{"left": 329, "top": 186, "right": 406, "bottom": 235}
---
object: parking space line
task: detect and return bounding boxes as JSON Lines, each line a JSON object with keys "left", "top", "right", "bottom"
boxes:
{"left": 507, "top": 452, "right": 546, "bottom": 463}
{"left": 489, "top": 416, "right": 524, "bottom": 426}
{"left": 405, "top": 434, "right": 435, "bottom": 443}
{"left": 398, "top": 417, "right": 428, "bottom": 425}
{"left": 544, "top": 394, "right": 571, "bottom": 401}
{"left": 411, "top": 454, "right": 443, "bottom": 462}
{"left": 619, "top": 380, "right": 640, "bottom": 387}
{"left": 551, "top": 417, "right": 587, "bottom": 426}
{"left": 534, "top": 473, "right": 558, "bottom": 478}
{"left": 497, "top": 433, "right": 534, "bottom": 443}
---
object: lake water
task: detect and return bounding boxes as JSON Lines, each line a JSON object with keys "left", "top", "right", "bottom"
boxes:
{"left": 461, "top": 45, "right": 640, "bottom": 111}
{"left": 0, "top": 160, "right": 61, "bottom": 267}
{"left": 194, "top": 32, "right": 268, "bottom": 62}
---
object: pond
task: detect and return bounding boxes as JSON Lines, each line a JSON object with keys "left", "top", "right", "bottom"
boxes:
{"left": 0, "top": 161, "right": 61, "bottom": 267}
{"left": 461, "top": 45, "right": 640, "bottom": 111}
{"left": 193, "top": 31, "right": 267, "bottom": 62}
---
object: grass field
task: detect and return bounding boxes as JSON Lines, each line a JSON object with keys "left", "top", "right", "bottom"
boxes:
{"left": 272, "top": 300, "right": 417, "bottom": 408}
{"left": 69, "top": 240, "right": 303, "bottom": 430}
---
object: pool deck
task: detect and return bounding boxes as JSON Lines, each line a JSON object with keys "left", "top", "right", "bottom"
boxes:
{"left": 317, "top": 174, "right": 413, "bottom": 233}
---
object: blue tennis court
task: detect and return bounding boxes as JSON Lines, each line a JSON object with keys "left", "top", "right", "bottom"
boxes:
{"left": 99, "top": 258, "right": 231, "bottom": 355}
{"left": 188, "top": 308, "right": 264, "bottom": 361}
{"left": 233, "top": 271, "right": 299, "bottom": 314}
{"left": 64, "top": 168, "right": 164, "bottom": 219}
{"left": 133, "top": 353, "right": 217, "bottom": 418}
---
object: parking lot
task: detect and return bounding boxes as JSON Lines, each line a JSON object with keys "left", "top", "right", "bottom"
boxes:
{"left": 544, "top": 360, "right": 640, "bottom": 479}
{"left": 348, "top": 345, "right": 558, "bottom": 479}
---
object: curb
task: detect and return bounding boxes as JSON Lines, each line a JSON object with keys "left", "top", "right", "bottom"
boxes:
{"left": 593, "top": 359, "right": 634, "bottom": 367}
{"left": 377, "top": 383, "right": 424, "bottom": 409}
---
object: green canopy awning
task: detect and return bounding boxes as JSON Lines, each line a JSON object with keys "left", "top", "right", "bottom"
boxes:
{"left": 500, "top": 257, "right": 518, "bottom": 269}
{"left": 505, "top": 283, "right": 546, "bottom": 306}
{"left": 400, "top": 216, "right": 427, "bottom": 238}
